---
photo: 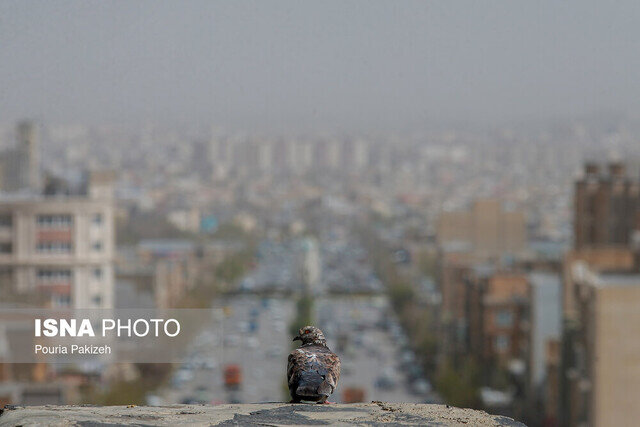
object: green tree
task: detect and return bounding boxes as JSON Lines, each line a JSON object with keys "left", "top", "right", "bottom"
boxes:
{"left": 436, "top": 358, "right": 481, "bottom": 409}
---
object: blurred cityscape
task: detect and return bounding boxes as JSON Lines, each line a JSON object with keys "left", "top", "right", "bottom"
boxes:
{"left": 0, "top": 116, "right": 640, "bottom": 426}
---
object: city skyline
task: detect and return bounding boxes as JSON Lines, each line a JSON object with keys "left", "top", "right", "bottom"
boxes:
{"left": 1, "top": 2, "right": 640, "bottom": 423}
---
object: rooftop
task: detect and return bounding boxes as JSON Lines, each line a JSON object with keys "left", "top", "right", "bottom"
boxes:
{"left": 0, "top": 403, "right": 525, "bottom": 426}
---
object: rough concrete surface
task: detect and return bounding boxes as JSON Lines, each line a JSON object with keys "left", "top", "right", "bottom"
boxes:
{"left": 0, "top": 402, "right": 526, "bottom": 426}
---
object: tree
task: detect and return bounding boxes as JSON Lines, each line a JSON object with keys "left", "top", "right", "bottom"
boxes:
{"left": 436, "top": 358, "right": 481, "bottom": 409}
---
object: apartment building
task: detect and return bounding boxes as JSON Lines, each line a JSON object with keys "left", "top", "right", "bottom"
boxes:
{"left": 562, "top": 247, "right": 636, "bottom": 319}
{"left": 0, "top": 171, "right": 114, "bottom": 308}
{"left": 437, "top": 198, "right": 526, "bottom": 260}
{"left": 558, "top": 163, "right": 640, "bottom": 425}
{"left": 466, "top": 271, "right": 530, "bottom": 371}
{"left": 564, "top": 262, "right": 640, "bottom": 426}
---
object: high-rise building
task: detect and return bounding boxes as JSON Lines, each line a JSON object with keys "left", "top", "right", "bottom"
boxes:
{"left": 574, "top": 162, "right": 640, "bottom": 250}
{"left": 322, "top": 139, "right": 342, "bottom": 171}
{"left": 292, "top": 141, "right": 313, "bottom": 175}
{"left": 0, "top": 121, "right": 40, "bottom": 192}
{"left": 559, "top": 163, "right": 640, "bottom": 426}
{"left": 563, "top": 262, "right": 640, "bottom": 426}
{"left": 17, "top": 121, "right": 40, "bottom": 191}
{"left": 256, "top": 140, "right": 273, "bottom": 174}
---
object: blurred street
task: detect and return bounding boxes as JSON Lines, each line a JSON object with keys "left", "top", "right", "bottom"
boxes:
{"left": 158, "top": 295, "right": 294, "bottom": 404}
{"left": 155, "top": 295, "right": 430, "bottom": 404}
{"left": 153, "top": 232, "right": 433, "bottom": 405}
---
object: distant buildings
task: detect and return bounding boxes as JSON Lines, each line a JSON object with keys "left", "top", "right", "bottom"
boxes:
{"left": 206, "top": 136, "right": 374, "bottom": 178}
{"left": 167, "top": 207, "right": 201, "bottom": 233}
{"left": 435, "top": 196, "right": 565, "bottom": 422}
{"left": 0, "top": 121, "right": 39, "bottom": 192}
{"left": 437, "top": 199, "right": 526, "bottom": 260}
{"left": 116, "top": 239, "right": 199, "bottom": 309}
{"left": 436, "top": 198, "right": 528, "bottom": 364}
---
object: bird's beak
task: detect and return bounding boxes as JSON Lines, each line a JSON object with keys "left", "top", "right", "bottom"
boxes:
{"left": 293, "top": 335, "right": 301, "bottom": 342}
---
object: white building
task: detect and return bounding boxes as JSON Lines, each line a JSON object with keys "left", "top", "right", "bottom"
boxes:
{"left": 0, "top": 171, "right": 115, "bottom": 308}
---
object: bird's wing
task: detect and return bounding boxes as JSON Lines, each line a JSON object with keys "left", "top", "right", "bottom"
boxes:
{"left": 318, "top": 350, "right": 341, "bottom": 393}
{"left": 287, "top": 348, "right": 307, "bottom": 389}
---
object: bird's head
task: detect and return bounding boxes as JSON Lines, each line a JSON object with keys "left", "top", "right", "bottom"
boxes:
{"left": 293, "top": 325, "right": 327, "bottom": 346}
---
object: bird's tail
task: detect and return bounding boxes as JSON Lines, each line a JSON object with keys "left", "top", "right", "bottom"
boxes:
{"left": 296, "top": 370, "right": 329, "bottom": 398}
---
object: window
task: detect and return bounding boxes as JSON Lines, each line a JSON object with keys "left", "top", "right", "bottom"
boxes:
{"left": 92, "top": 213, "right": 102, "bottom": 225}
{"left": 92, "top": 241, "right": 103, "bottom": 251}
{"left": 496, "top": 335, "right": 510, "bottom": 352}
{"left": 93, "top": 268, "right": 102, "bottom": 279}
{"left": 37, "top": 269, "right": 72, "bottom": 282}
{"left": 495, "top": 310, "right": 513, "bottom": 328}
{"left": 92, "top": 294, "right": 102, "bottom": 305}
{"left": 0, "top": 243, "right": 12, "bottom": 254}
{"left": 0, "top": 268, "right": 13, "bottom": 289}
{"left": 0, "top": 214, "right": 12, "bottom": 227}
{"left": 52, "top": 294, "right": 71, "bottom": 307}
{"left": 36, "top": 242, "right": 73, "bottom": 254}
{"left": 36, "top": 214, "right": 72, "bottom": 228}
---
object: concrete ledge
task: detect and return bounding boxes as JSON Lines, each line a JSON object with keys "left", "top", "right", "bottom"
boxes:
{"left": 0, "top": 402, "right": 526, "bottom": 426}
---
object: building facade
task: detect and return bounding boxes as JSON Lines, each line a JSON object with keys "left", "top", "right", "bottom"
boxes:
{"left": 564, "top": 262, "right": 640, "bottom": 426}
{"left": 437, "top": 199, "right": 526, "bottom": 260}
{"left": 466, "top": 271, "right": 530, "bottom": 372}
{"left": 0, "top": 172, "right": 114, "bottom": 308}
{"left": 574, "top": 162, "right": 640, "bottom": 250}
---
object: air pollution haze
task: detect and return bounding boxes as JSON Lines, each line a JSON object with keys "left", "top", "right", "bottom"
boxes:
{"left": 2, "top": 2, "right": 640, "bottom": 426}
{"left": 2, "top": 1, "right": 640, "bottom": 131}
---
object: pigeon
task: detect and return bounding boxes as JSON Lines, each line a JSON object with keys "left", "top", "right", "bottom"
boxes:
{"left": 287, "top": 325, "right": 341, "bottom": 404}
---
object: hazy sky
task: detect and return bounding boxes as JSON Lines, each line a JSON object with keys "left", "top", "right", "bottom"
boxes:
{"left": 2, "top": 1, "right": 640, "bottom": 131}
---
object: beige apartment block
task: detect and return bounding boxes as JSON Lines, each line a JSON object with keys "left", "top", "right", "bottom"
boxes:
{"left": 437, "top": 198, "right": 526, "bottom": 259}
{"left": 590, "top": 282, "right": 640, "bottom": 427}
{"left": 0, "top": 173, "right": 114, "bottom": 309}
{"left": 570, "top": 263, "right": 640, "bottom": 427}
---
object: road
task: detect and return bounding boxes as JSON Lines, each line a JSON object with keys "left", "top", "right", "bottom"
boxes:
{"left": 153, "top": 234, "right": 433, "bottom": 405}
{"left": 316, "top": 296, "right": 426, "bottom": 403}
{"left": 157, "top": 295, "right": 294, "bottom": 404}
{"left": 155, "top": 294, "right": 429, "bottom": 404}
